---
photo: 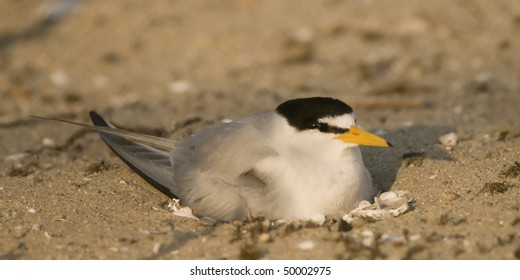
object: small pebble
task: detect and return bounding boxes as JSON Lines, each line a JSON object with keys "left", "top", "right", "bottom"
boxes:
{"left": 93, "top": 75, "right": 109, "bottom": 88}
{"left": 31, "top": 224, "right": 41, "bottom": 231}
{"left": 4, "top": 153, "right": 31, "bottom": 162}
{"left": 396, "top": 17, "right": 429, "bottom": 36}
{"left": 168, "top": 80, "right": 193, "bottom": 95}
{"left": 110, "top": 92, "right": 140, "bottom": 108}
{"left": 27, "top": 208, "right": 36, "bottom": 214}
{"left": 295, "top": 26, "right": 315, "bottom": 43}
{"left": 297, "top": 240, "right": 316, "bottom": 250}
{"left": 439, "top": 132, "right": 458, "bottom": 149}
{"left": 109, "top": 247, "right": 118, "bottom": 252}
{"left": 153, "top": 242, "right": 162, "bottom": 254}
{"left": 42, "top": 137, "right": 56, "bottom": 148}
{"left": 402, "top": 120, "right": 414, "bottom": 127}
{"left": 258, "top": 233, "right": 271, "bottom": 242}
{"left": 50, "top": 71, "right": 70, "bottom": 87}
{"left": 361, "top": 229, "right": 375, "bottom": 247}
{"left": 408, "top": 234, "right": 421, "bottom": 242}
{"left": 310, "top": 213, "right": 325, "bottom": 225}
{"left": 379, "top": 232, "right": 405, "bottom": 243}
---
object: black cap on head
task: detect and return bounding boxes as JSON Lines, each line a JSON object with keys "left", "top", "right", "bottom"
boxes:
{"left": 276, "top": 97, "right": 353, "bottom": 132}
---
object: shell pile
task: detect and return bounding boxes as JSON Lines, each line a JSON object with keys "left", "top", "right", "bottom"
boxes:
{"left": 168, "top": 190, "right": 413, "bottom": 224}
{"left": 343, "top": 190, "right": 412, "bottom": 223}
{"left": 168, "top": 199, "right": 199, "bottom": 220}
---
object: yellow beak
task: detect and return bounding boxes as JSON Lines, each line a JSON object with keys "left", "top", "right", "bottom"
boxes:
{"left": 334, "top": 126, "right": 392, "bottom": 147}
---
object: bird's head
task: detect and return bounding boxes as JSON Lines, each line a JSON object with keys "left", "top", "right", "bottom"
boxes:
{"left": 276, "top": 97, "right": 392, "bottom": 148}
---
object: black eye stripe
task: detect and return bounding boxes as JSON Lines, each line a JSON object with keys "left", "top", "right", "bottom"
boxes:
{"left": 311, "top": 122, "right": 349, "bottom": 134}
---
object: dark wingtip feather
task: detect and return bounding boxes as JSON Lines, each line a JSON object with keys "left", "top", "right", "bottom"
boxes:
{"left": 88, "top": 111, "right": 177, "bottom": 199}
{"left": 89, "top": 111, "right": 109, "bottom": 127}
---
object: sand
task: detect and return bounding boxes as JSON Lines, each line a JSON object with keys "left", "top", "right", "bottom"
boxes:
{"left": 1, "top": 0, "right": 519, "bottom": 259}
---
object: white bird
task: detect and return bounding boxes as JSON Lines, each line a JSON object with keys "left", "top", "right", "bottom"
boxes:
{"left": 43, "top": 97, "right": 391, "bottom": 221}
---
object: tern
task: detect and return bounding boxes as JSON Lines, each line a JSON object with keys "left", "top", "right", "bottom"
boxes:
{"left": 41, "top": 97, "right": 391, "bottom": 221}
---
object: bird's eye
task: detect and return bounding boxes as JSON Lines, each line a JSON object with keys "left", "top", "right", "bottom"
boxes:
{"left": 313, "top": 122, "right": 330, "bottom": 132}
{"left": 308, "top": 122, "right": 349, "bottom": 134}
{"left": 309, "top": 123, "right": 320, "bottom": 129}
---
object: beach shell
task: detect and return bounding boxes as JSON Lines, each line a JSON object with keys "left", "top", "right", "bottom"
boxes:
{"left": 310, "top": 213, "right": 326, "bottom": 225}
{"left": 379, "top": 191, "right": 398, "bottom": 201}
{"left": 439, "top": 132, "right": 458, "bottom": 149}
{"left": 168, "top": 199, "right": 199, "bottom": 220}
{"left": 342, "top": 190, "right": 412, "bottom": 222}
{"left": 297, "top": 240, "right": 316, "bottom": 250}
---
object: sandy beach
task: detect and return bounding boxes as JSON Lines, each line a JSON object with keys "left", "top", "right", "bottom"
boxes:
{"left": 1, "top": 0, "right": 519, "bottom": 259}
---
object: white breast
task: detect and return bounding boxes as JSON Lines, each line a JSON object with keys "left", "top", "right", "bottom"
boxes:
{"left": 249, "top": 118, "right": 375, "bottom": 220}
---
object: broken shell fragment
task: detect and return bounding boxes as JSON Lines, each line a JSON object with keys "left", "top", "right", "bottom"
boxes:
{"left": 361, "top": 229, "right": 375, "bottom": 247}
{"left": 379, "top": 191, "right": 398, "bottom": 201}
{"left": 168, "top": 199, "right": 199, "bottom": 220}
{"left": 439, "top": 132, "right": 458, "bottom": 150}
{"left": 356, "top": 200, "right": 372, "bottom": 209}
{"left": 297, "top": 240, "right": 316, "bottom": 250}
{"left": 309, "top": 213, "right": 326, "bottom": 225}
{"left": 378, "top": 191, "right": 409, "bottom": 208}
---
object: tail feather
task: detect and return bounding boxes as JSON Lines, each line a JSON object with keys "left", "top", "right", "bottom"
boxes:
{"left": 88, "top": 111, "right": 176, "bottom": 198}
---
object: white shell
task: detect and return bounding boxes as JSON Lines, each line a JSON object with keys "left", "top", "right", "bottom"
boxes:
{"left": 379, "top": 191, "right": 398, "bottom": 201}
{"left": 361, "top": 229, "right": 375, "bottom": 247}
{"left": 408, "top": 234, "right": 422, "bottom": 242}
{"left": 297, "top": 240, "right": 316, "bottom": 250}
{"left": 310, "top": 213, "right": 325, "bottom": 225}
{"left": 259, "top": 233, "right": 271, "bottom": 242}
{"left": 4, "top": 152, "right": 31, "bottom": 162}
{"left": 42, "top": 137, "right": 56, "bottom": 148}
{"left": 357, "top": 200, "right": 372, "bottom": 209}
{"left": 168, "top": 80, "right": 193, "bottom": 95}
{"left": 50, "top": 71, "right": 70, "bottom": 88}
{"left": 394, "top": 190, "right": 409, "bottom": 196}
{"left": 168, "top": 199, "right": 199, "bottom": 220}
{"left": 439, "top": 132, "right": 458, "bottom": 147}
{"left": 152, "top": 242, "right": 162, "bottom": 254}
{"left": 342, "top": 189, "right": 412, "bottom": 222}
{"left": 379, "top": 233, "right": 405, "bottom": 243}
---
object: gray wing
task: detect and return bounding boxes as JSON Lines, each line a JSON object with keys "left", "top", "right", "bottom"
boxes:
{"left": 89, "top": 111, "right": 176, "bottom": 198}
{"left": 170, "top": 113, "right": 279, "bottom": 221}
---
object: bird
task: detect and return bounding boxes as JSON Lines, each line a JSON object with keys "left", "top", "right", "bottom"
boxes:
{"left": 43, "top": 97, "right": 392, "bottom": 221}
